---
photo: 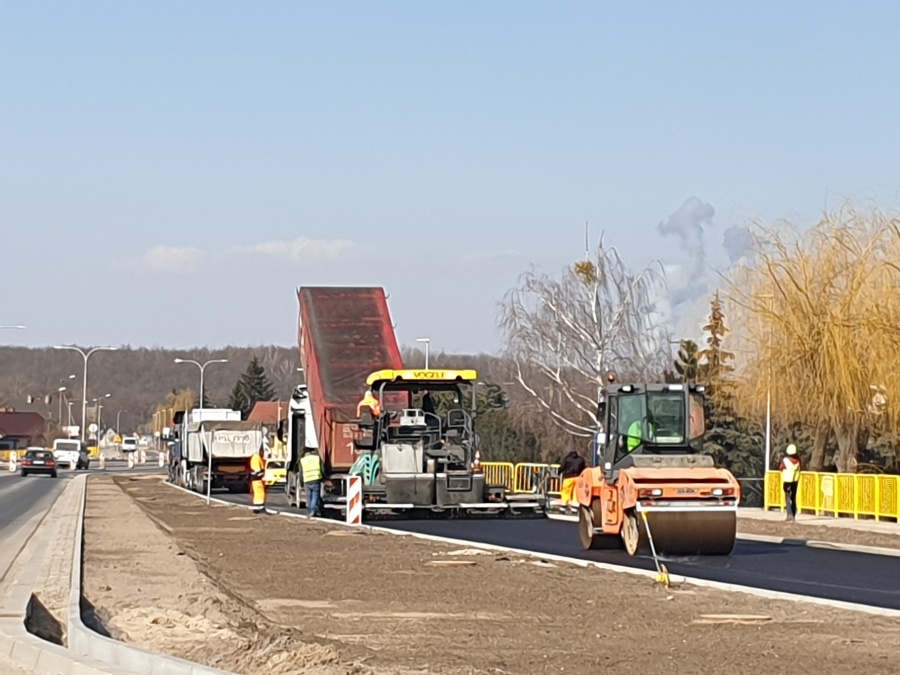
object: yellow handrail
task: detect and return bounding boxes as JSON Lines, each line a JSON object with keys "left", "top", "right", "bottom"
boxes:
{"left": 764, "top": 470, "right": 900, "bottom": 521}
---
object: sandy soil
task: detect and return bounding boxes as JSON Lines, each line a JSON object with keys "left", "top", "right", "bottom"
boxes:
{"left": 83, "top": 475, "right": 900, "bottom": 675}
{"left": 738, "top": 517, "right": 900, "bottom": 551}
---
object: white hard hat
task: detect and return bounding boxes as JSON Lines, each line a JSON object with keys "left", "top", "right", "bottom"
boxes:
{"left": 786, "top": 444, "right": 797, "bottom": 456}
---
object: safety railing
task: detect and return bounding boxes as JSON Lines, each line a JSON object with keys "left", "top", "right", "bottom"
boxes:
{"left": 482, "top": 461, "right": 514, "bottom": 491}
{"left": 483, "top": 461, "right": 560, "bottom": 496}
{"left": 764, "top": 470, "right": 900, "bottom": 521}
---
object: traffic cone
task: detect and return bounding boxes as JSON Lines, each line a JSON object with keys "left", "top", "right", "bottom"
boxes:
{"left": 127, "top": 454, "right": 134, "bottom": 469}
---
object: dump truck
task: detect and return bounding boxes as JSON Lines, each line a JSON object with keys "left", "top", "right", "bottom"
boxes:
{"left": 284, "top": 287, "right": 404, "bottom": 510}
{"left": 170, "top": 408, "right": 264, "bottom": 494}
{"left": 284, "top": 286, "right": 538, "bottom": 517}
{"left": 575, "top": 382, "right": 741, "bottom": 555}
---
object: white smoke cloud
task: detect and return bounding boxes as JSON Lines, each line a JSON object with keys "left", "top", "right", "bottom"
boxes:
{"left": 723, "top": 224, "right": 753, "bottom": 263}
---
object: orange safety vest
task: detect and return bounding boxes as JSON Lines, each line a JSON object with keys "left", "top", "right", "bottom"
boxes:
{"left": 357, "top": 394, "right": 381, "bottom": 417}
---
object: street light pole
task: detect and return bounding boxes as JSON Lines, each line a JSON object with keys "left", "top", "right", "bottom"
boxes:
{"left": 92, "top": 394, "right": 111, "bottom": 444}
{"left": 116, "top": 409, "right": 128, "bottom": 435}
{"left": 416, "top": 338, "right": 431, "bottom": 370}
{"left": 174, "top": 357, "right": 229, "bottom": 506}
{"left": 53, "top": 346, "right": 118, "bottom": 443}
{"left": 174, "top": 357, "right": 228, "bottom": 410}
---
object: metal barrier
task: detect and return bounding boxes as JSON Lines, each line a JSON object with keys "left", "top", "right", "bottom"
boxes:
{"left": 764, "top": 470, "right": 900, "bottom": 521}
{"left": 482, "top": 462, "right": 514, "bottom": 490}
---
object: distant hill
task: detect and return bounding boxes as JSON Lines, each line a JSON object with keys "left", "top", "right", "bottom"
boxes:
{"left": 0, "top": 345, "right": 299, "bottom": 435}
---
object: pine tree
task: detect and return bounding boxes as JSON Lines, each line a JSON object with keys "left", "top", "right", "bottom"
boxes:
{"left": 697, "top": 293, "right": 765, "bottom": 504}
{"left": 228, "top": 357, "right": 275, "bottom": 419}
{"left": 673, "top": 339, "right": 703, "bottom": 383}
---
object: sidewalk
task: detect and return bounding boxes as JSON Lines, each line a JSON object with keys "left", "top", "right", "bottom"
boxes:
{"left": 739, "top": 507, "right": 900, "bottom": 536}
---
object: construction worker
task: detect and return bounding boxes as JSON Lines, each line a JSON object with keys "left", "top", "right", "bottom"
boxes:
{"left": 300, "top": 447, "right": 325, "bottom": 517}
{"left": 780, "top": 443, "right": 801, "bottom": 522}
{"left": 357, "top": 388, "right": 382, "bottom": 418}
{"left": 558, "top": 447, "right": 586, "bottom": 514}
{"left": 249, "top": 446, "right": 266, "bottom": 514}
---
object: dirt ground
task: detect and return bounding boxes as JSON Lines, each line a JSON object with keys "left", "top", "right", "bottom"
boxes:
{"left": 83, "top": 476, "right": 900, "bottom": 675}
{"left": 738, "top": 516, "right": 900, "bottom": 551}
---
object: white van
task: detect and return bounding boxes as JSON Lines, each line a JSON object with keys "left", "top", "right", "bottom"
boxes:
{"left": 120, "top": 437, "right": 138, "bottom": 454}
{"left": 53, "top": 438, "right": 89, "bottom": 469}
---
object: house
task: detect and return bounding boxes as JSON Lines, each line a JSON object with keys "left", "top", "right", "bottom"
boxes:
{"left": 247, "top": 400, "right": 289, "bottom": 429}
{"left": 0, "top": 409, "right": 48, "bottom": 449}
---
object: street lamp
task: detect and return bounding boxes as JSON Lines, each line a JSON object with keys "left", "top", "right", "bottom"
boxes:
{"left": 416, "top": 338, "right": 431, "bottom": 370}
{"left": 174, "top": 357, "right": 228, "bottom": 507}
{"left": 58, "top": 374, "right": 76, "bottom": 422}
{"left": 0, "top": 325, "right": 26, "bottom": 330}
{"left": 53, "top": 345, "right": 118, "bottom": 443}
{"left": 92, "top": 394, "right": 111, "bottom": 442}
{"left": 116, "top": 409, "right": 128, "bottom": 435}
{"left": 174, "top": 358, "right": 228, "bottom": 410}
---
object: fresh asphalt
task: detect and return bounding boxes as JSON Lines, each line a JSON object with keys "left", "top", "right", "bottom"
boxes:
{"left": 213, "top": 486, "right": 900, "bottom": 611}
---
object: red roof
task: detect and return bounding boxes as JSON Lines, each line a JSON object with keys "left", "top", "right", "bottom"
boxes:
{"left": 247, "top": 401, "right": 289, "bottom": 426}
{"left": 0, "top": 411, "right": 47, "bottom": 444}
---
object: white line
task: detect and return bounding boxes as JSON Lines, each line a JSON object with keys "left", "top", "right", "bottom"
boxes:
{"left": 162, "top": 481, "right": 900, "bottom": 618}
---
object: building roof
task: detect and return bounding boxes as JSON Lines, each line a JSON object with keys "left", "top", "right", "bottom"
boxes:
{"left": 247, "top": 401, "right": 289, "bottom": 426}
{"left": 0, "top": 410, "right": 47, "bottom": 440}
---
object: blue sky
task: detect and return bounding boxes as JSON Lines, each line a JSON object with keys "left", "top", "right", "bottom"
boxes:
{"left": 3, "top": 2, "right": 899, "bottom": 354}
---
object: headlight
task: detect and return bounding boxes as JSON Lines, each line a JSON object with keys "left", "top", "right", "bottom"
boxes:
{"left": 651, "top": 488, "right": 663, "bottom": 497}
{"left": 712, "top": 488, "right": 723, "bottom": 496}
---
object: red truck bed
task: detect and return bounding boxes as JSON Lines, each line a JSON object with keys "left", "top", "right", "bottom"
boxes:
{"left": 297, "top": 287, "right": 403, "bottom": 472}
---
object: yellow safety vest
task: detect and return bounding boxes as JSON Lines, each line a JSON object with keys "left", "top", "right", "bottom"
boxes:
{"left": 250, "top": 453, "right": 264, "bottom": 476}
{"left": 781, "top": 457, "right": 800, "bottom": 483}
{"left": 300, "top": 453, "right": 324, "bottom": 483}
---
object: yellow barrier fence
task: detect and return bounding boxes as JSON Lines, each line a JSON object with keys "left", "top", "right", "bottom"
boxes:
{"left": 482, "top": 461, "right": 561, "bottom": 495}
{"left": 482, "top": 462, "right": 515, "bottom": 491}
{"left": 764, "top": 470, "right": 900, "bottom": 521}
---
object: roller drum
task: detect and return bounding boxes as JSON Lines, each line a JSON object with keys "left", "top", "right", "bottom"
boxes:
{"left": 641, "top": 510, "right": 736, "bottom": 556}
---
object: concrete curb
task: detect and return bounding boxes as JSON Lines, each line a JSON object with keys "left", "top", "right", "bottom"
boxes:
{"left": 0, "top": 478, "right": 131, "bottom": 674}
{"left": 68, "top": 477, "right": 234, "bottom": 674}
{"left": 164, "top": 481, "right": 900, "bottom": 619}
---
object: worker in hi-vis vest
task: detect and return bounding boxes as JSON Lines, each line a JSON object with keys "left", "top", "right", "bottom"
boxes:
{"left": 249, "top": 447, "right": 266, "bottom": 514}
{"left": 780, "top": 443, "right": 801, "bottom": 522}
{"left": 300, "top": 447, "right": 326, "bottom": 518}
{"left": 357, "top": 389, "right": 382, "bottom": 418}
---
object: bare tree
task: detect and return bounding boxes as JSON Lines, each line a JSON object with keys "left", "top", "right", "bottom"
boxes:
{"left": 499, "top": 240, "right": 671, "bottom": 438}
{"left": 728, "top": 204, "right": 900, "bottom": 472}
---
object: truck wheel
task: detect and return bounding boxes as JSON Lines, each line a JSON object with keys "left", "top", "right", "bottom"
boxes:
{"left": 622, "top": 509, "right": 648, "bottom": 556}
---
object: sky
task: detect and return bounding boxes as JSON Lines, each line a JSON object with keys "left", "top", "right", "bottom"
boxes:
{"left": 3, "top": 1, "right": 900, "bottom": 355}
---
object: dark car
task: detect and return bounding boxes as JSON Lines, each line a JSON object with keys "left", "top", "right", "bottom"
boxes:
{"left": 21, "top": 448, "right": 58, "bottom": 478}
{"left": 76, "top": 445, "right": 91, "bottom": 470}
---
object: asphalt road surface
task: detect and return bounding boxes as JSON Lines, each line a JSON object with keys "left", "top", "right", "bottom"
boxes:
{"left": 212, "top": 486, "right": 900, "bottom": 611}
{"left": 0, "top": 462, "right": 163, "bottom": 578}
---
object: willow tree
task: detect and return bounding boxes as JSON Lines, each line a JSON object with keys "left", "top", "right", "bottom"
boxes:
{"left": 499, "top": 240, "right": 670, "bottom": 440}
{"left": 728, "top": 205, "right": 900, "bottom": 472}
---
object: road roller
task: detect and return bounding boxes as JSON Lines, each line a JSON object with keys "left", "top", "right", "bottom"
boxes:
{"left": 575, "top": 381, "right": 741, "bottom": 556}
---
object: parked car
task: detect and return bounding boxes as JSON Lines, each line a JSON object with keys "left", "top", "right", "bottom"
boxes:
{"left": 263, "top": 459, "right": 287, "bottom": 486}
{"left": 21, "top": 448, "right": 58, "bottom": 478}
{"left": 120, "top": 437, "right": 138, "bottom": 454}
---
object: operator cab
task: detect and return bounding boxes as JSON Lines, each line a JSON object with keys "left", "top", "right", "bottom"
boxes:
{"left": 597, "top": 383, "right": 707, "bottom": 480}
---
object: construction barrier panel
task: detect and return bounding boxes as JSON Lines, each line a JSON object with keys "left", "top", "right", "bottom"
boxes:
{"left": 346, "top": 475, "right": 363, "bottom": 525}
{"left": 764, "top": 470, "right": 900, "bottom": 521}
{"left": 481, "top": 462, "right": 515, "bottom": 491}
